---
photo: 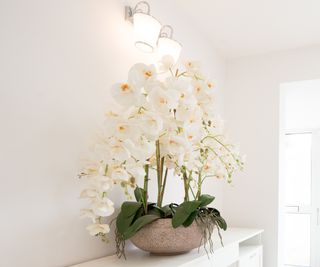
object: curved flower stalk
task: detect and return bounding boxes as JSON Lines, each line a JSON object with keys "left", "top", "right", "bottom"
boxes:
{"left": 79, "top": 57, "right": 244, "bottom": 243}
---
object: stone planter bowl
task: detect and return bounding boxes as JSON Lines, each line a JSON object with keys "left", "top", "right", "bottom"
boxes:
{"left": 130, "top": 218, "right": 203, "bottom": 255}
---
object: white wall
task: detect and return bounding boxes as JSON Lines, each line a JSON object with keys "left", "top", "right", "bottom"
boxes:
{"left": 282, "top": 79, "right": 320, "bottom": 130}
{"left": 222, "top": 45, "right": 320, "bottom": 267}
{"left": 0, "top": 1, "right": 225, "bottom": 266}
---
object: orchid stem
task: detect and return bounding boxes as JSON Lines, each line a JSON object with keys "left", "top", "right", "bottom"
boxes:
{"left": 156, "top": 140, "right": 162, "bottom": 207}
{"left": 196, "top": 171, "right": 202, "bottom": 200}
{"left": 183, "top": 170, "right": 190, "bottom": 202}
{"left": 159, "top": 168, "right": 168, "bottom": 206}
{"left": 143, "top": 164, "right": 149, "bottom": 214}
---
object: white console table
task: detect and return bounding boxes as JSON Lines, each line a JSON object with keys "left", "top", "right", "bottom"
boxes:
{"left": 71, "top": 228, "right": 263, "bottom": 267}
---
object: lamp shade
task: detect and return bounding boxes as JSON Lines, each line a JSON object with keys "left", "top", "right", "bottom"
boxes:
{"left": 157, "top": 36, "right": 182, "bottom": 63}
{"left": 133, "top": 13, "right": 161, "bottom": 53}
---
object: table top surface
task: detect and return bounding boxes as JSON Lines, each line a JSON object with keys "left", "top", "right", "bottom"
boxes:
{"left": 70, "top": 228, "right": 264, "bottom": 267}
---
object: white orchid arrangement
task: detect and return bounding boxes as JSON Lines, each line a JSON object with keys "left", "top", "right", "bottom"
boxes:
{"left": 79, "top": 56, "right": 244, "bottom": 254}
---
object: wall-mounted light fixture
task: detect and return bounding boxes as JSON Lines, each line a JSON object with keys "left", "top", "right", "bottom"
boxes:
{"left": 157, "top": 25, "right": 182, "bottom": 64}
{"left": 125, "top": 1, "right": 182, "bottom": 63}
{"left": 125, "top": 1, "right": 161, "bottom": 53}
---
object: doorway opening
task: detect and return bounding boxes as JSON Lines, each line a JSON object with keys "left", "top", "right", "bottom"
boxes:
{"left": 279, "top": 80, "right": 320, "bottom": 267}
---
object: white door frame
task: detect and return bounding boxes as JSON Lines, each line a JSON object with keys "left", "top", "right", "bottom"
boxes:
{"left": 281, "top": 129, "right": 320, "bottom": 267}
{"left": 311, "top": 131, "right": 320, "bottom": 267}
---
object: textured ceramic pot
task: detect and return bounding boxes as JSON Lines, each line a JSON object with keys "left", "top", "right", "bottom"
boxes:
{"left": 130, "top": 218, "right": 203, "bottom": 255}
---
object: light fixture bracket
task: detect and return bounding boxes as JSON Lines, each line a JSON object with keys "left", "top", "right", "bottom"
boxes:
{"left": 125, "top": 1, "right": 151, "bottom": 23}
{"left": 159, "top": 25, "right": 174, "bottom": 39}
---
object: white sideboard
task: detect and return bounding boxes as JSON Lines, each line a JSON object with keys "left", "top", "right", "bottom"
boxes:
{"left": 71, "top": 228, "right": 263, "bottom": 267}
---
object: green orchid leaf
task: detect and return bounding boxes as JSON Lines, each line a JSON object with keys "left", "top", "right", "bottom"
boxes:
{"left": 134, "top": 187, "right": 146, "bottom": 203}
{"left": 147, "top": 205, "right": 164, "bottom": 217}
{"left": 116, "top": 214, "right": 132, "bottom": 235}
{"left": 182, "top": 210, "right": 198, "bottom": 227}
{"left": 198, "top": 194, "right": 215, "bottom": 207}
{"left": 211, "top": 208, "right": 221, "bottom": 217}
{"left": 147, "top": 202, "right": 156, "bottom": 208}
{"left": 123, "top": 214, "right": 160, "bottom": 240}
{"left": 215, "top": 216, "right": 227, "bottom": 231}
{"left": 161, "top": 205, "right": 173, "bottom": 218}
{"left": 208, "top": 209, "right": 227, "bottom": 231}
{"left": 119, "top": 202, "right": 143, "bottom": 218}
{"left": 169, "top": 203, "right": 178, "bottom": 215}
{"left": 172, "top": 200, "right": 201, "bottom": 228}
{"left": 116, "top": 202, "right": 142, "bottom": 234}
{"left": 133, "top": 206, "right": 144, "bottom": 221}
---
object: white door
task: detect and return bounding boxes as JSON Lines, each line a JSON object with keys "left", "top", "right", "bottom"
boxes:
{"left": 283, "top": 132, "right": 320, "bottom": 267}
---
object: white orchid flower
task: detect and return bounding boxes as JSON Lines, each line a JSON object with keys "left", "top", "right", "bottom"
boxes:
{"left": 80, "top": 209, "right": 97, "bottom": 223}
{"left": 125, "top": 159, "right": 146, "bottom": 181}
{"left": 164, "top": 156, "right": 176, "bottom": 169}
{"left": 110, "top": 165, "right": 129, "bottom": 181}
{"left": 214, "top": 166, "right": 228, "bottom": 180}
{"left": 165, "top": 135, "right": 189, "bottom": 156}
{"left": 136, "top": 110, "right": 163, "bottom": 140}
{"left": 175, "top": 105, "right": 195, "bottom": 122}
{"left": 184, "top": 60, "right": 202, "bottom": 76}
{"left": 206, "top": 80, "right": 215, "bottom": 91}
{"left": 109, "top": 138, "right": 131, "bottom": 162}
{"left": 128, "top": 63, "right": 157, "bottom": 88}
{"left": 80, "top": 160, "right": 105, "bottom": 177}
{"left": 202, "top": 161, "right": 216, "bottom": 175}
{"left": 199, "top": 94, "right": 215, "bottom": 113}
{"left": 143, "top": 80, "right": 163, "bottom": 94}
{"left": 157, "top": 55, "right": 175, "bottom": 73}
{"left": 86, "top": 223, "right": 110, "bottom": 236}
{"left": 184, "top": 151, "right": 200, "bottom": 170}
{"left": 200, "top": 117, "right": 223, "bottom": 135}
{"left": 161, "top": 116, "right": 180, "bottom": 135}
{"left": 165, "top": 77, "right": 190, "bottom": 92}
{"left": 192, "top": 80, "right": 209, "bottom": 101}
{"left": 102, "top": 111, "right": 123, "bottom": 138}
{"left": 103, "top": 111, "right": 141, "bottom": 141}
{"left": 124, "top": 137, "right": 155, "bottom": 162}
{"left": 148, "top": 87, "right": 179, "bottom": 114}
{"left": 114, "top": 121, "right": 140, "bottom": 140}
{"left": 90, "top": 175, "right": 113, "bottom": 192}
{"left": 111, "top": 82, "right": 139, "bottom": 107}
{"left": 183, "top": 106, "right": 203, "bottom": 129}
{"left": 100, "top": 177, "right": 113, "bottom": 191}
{"left": 201, "top": 137, "right": 222, "bottom": 152}
{"left": 184, "top": 123, "right": 203, "bottom": 143}
{"left": 80, "top": 189, "right": 99, "bottom": 199}
{"left": 178, "top": 91, "right": 197, "bottom": 108}
{"left": 92, "top": 198, "right": 115, "bottom": 217}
